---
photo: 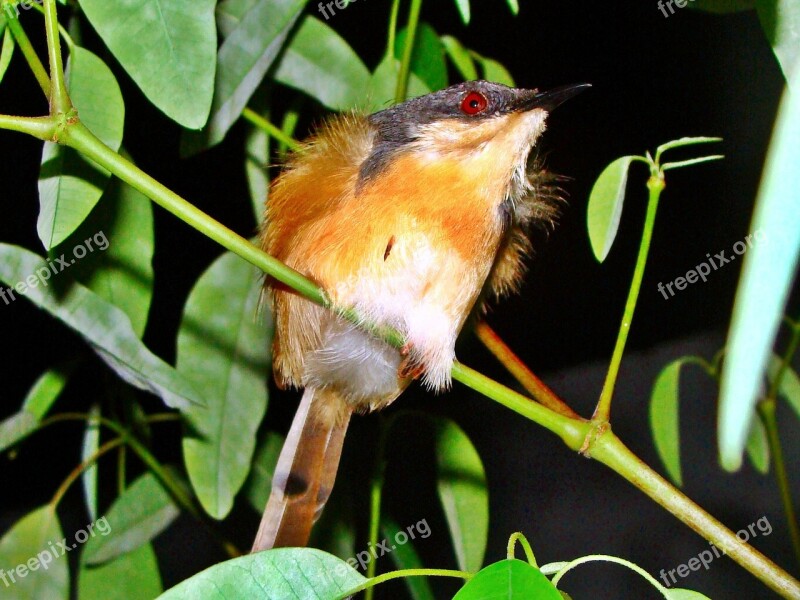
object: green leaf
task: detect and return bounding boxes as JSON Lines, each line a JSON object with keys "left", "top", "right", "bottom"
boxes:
{"left": 78, "top": 0, "right": 217, "bottom": 129}
{"left": 395, "top": 23, "right": 448, "bottom": 92}
{"left": 506, "top": 0, "right": 520, "bottom": 14}
{"left": 158, "top": 548, "right": 366, "bottom": 599}
{"left": 767, "top": 353, "right": 800, "bottom": 419}
{"left": 745, "top": 414, "right": 770, "bottom": 474}
{"left": 245, "top": 116, "right": 270, "bottom": 226}
{"left": 660, "top": 155, "right": 724, "bottom": 171}
{"left": 0, "top": 244, "right": 205, "bottom": 411}
{"left": 0, "top": 362, "right": 77, "bottom": 452}
{"left": 178, "top": 251, "right": 270, "bottom": 519}
{"left": 688, "top": 0, "right": 755, "bottom": 12}
{"left": 0, "top": 506, "right": 68, "bottom": 600}
{"left": 244, "top": 431, "right": 284, "bottom": 513}
{"left": 435, "top": 418, "right": 488, "bottom": 573}
{"left": 476, "top": 55, "right": 515, "bottom": 87}
{"left": 23, "top": 361, "right": 76, "bottom": 418}
{"left": 384, "top": 518, "right": 436, "bottom": 600}
{"left": 38, "top": 46, "right": 124, "bottom": 250}
{"left": 367, "top": 54, "right": 431, "bottom": 112}
{"left": 0, "top": 411, "right": 39, "bottom": 454}
{"left": 216, "top": 0, "right": 259, "bottom": 39}
{"left": 82, "top": 406, "right": 101, "bottom": 522}
{"left": 274, "top": 15, "right": 371, "bottom": 111}
{"left": 655, "top": 136, "right": 722, "bottom": 161}
{"left": 453, "top": 559, "right": 562, "bottom": 600}
{"left": 718, "top": 69, "right": 800, "bottom": 470}
{"left": 587, "top": 156, "right": 637, "bottom": 262}
{"left": 78, "top": 543, "right": 162, "bottom": 600}
{"left": 756, "top": 0, "right": 800, "bottom": 85}
{"left": 664, "top": 589, "right": 713, "bottom": 599}
{"left": 83, "top": 472, "right": 178, "bottom": 565}
{"left": 649, "top": 358, "right": 687, "bottom": 486}
{"left": 71, "top": 167, "right": 155, "bottom": 338}
{"left": 182, "top": 0, "right": 307, "bottom": 154}
{"left": 454, "top": 0, "right": 470, "bottom": 23}
{"left": 0, "top": 27, "right": 14, "bottom": 84}
{"left": 441, "top": 35, "right": 478, "bottom": 81}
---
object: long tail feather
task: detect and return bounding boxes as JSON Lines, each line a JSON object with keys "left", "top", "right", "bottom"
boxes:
{"left": 252, "top": 387, "right": 351, "bottom": 551}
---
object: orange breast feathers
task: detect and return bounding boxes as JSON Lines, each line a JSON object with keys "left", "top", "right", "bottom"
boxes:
{"left": 261, "top": 112, "right": 524, "bottom": 410}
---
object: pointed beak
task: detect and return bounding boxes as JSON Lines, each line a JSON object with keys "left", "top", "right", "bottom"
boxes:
{"left": 515, "top": 83, "right": 591, "bottom": 112}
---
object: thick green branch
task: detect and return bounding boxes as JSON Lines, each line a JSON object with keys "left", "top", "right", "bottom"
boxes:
{"left": 62, "top": 122, "right": 325, "bottom": 306}
{"left": 591, "top": 431, "right": 800, "bottom": 599}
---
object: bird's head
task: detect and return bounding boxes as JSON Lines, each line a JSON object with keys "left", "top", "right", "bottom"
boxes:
{"left": 359, "top": 80, "right": 589, "bottom": 193}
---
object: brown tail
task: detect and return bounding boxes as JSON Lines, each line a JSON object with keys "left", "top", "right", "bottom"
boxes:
{"left": 251, "top": 387, "right": 351, "bottom": 551}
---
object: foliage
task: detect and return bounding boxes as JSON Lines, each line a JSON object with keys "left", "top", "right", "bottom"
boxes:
{"left": 0, "top": 0, "right": 797, "bottom": 599}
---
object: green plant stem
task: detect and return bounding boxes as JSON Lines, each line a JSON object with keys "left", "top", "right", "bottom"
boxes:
{"left": 386, "top": 0, "right": 401, "bottom": 58}
{"left": 27, "top": 0, "right": 75, "bottom": 49}
{"left": 39, "top": 412, "right": 202, "bottom": 520}
{"left": 242, "top": 107, "right": 301, "bottom": 152}
{"left": 590, "top": 430, "right": 800, "bottom": 599}
{"left": 42, "top": 0, "right": 69, "bottom": 112}
{"left": 550, "top": 554, "right": 668, "bottom": 594}
{"left": 394, "top": 0, "right": 422, "bottom": 103}
{"left": 340, "top": 568, "right": 472, "bottom": 599}
{"left": 594, "top": 174, "right": 664, "bottom": 422}
{"left": 117, "top": 445, "right": 127, "bottom": 495}
{"left": 106, "top": 420, "right": 242, "bottom": 557}
{"left": 365, "top": 421, "right": 389, "bottom": 600}
{"left": 759, "top": 399, "right": 800, "bottom": 572}
{"left": 0, "top": 113, "right": 54, "bottom": 137}
{"left": 767, "top": 317, "right": 800, "bottom": 400}
{"left": 507, "top": 532, "right": 537, "bottom": 566}
{"left": 50, "top": 437, "right": 124, "bottom": 507}
{"left": 4, "top": 10, "right": 50, "bottom": 96}
{"left": 759, "top": 317, "right": 800, "bottom": 572}
{"left": 61, "top": 122, "right": 325, "bottom": 306}
{"left": 475, "top": 321, "right": 580, "bottom": 418}
{"left": 452, "top": 363, "right": 588, "bottom": 450}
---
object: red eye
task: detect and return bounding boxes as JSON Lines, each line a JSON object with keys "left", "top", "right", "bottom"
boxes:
{"left": 461, "top": 91, "right": 488, "bottom": 115}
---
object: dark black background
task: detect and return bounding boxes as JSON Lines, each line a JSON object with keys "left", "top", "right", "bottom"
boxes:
{"left": 1, "top": 1, "right": 798, "bottom": 598}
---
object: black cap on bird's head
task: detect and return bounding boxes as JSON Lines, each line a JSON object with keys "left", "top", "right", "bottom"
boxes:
{"left": 368, "top": 80, "right": 590, "bottom": 143}
{"left": 359, "top": 80, "right": 589, "bottom": 187}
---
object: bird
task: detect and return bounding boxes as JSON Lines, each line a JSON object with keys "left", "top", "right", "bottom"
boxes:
{"left": 252, "top": 79, "right": 588, "bottom": 551}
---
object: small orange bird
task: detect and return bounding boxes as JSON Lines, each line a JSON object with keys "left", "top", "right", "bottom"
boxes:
{"left": 252, "top": 80, "right": 588, "bottom": 551}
